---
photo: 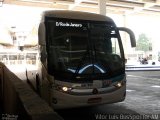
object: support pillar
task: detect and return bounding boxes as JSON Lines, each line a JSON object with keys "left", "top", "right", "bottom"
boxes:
{"left": 123, "top": 14, "right": 129, "bottom": 60}
{"left": 98, "top": 0, "right": 106, "bottom": 15}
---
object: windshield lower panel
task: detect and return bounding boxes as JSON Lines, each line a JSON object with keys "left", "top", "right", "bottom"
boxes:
{"left": 46, "top": 19, "right": 125, "bottom": 81}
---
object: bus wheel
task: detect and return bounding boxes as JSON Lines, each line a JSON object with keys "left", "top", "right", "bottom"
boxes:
{"left": 26, "top": 70, "right": 29, "bottom": 83}
{"left": 36, "top": 74, "right": 41, "bottom": 96}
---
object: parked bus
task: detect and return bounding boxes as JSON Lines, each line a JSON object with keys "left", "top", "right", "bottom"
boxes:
{"left": 26, "top": 10, "right": 136, "bottom": 109}
{"left": 0, "top": 51, "right": 38, "bottom": 66}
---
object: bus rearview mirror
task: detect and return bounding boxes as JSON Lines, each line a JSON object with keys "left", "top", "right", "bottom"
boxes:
{"left": 118, "top": 27, "right": 136, "bottom": 47}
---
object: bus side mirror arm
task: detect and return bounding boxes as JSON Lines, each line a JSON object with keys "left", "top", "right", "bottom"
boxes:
{"left": 118, "top": 27, "right": 136, "bottom": 47}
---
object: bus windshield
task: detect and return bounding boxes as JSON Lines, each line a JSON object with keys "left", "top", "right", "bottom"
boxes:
{"left": 46, "top": 19, "right": 124, "bottom": 80}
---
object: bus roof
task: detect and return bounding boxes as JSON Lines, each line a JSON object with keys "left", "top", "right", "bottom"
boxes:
{"left": 41, "top": 10, "right": 114, "bottom": 23}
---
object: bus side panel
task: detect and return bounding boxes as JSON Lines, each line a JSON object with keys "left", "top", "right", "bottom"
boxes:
{"left": 38, "top": 62, "right": 53, "bottom": 106}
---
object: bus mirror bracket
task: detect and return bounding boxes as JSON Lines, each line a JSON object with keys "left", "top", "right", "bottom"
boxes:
{"left": 38, "top": 22, "right": 46, "bottom": 46}
{"left": 118, "top": 27, "right": 136, "bottom": 47}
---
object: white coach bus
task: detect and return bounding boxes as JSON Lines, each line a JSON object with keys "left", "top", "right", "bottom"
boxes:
{"left": 26, "top": 10, "right": 136, "bottom": 109}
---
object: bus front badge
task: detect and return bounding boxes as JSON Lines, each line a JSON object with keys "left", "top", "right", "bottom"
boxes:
{"left": 92, "top": 88, "right": 98, "bottom": 94}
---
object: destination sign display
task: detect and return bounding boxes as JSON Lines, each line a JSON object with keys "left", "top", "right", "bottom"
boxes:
{"left": 56, "top": 22, "right": 83, "bottom": 27}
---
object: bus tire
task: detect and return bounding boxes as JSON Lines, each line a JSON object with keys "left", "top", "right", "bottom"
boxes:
{"left": 36, "top": 74, "right": 41, "bottom": 96}
{"left": 26, "top": 70, "right": 29, "bottom": 83}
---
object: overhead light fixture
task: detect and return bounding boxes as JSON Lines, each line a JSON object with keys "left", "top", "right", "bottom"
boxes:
{"left": 17, "top": 0, "right": 53, "bottom": 4}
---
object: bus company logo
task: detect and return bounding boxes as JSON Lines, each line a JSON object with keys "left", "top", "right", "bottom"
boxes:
{"left": 92, "top": 88, "right": 98, "bottom": 94}
{"left": 56, "top": 22, "right": 82, "bottom": 27}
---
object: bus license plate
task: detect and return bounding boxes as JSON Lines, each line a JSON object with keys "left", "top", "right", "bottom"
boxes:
{"left": 87, "top": 97, "right": 102, "bottom": 104}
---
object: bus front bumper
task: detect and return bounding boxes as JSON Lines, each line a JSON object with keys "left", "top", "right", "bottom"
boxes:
{"left": 51, "top": 84, "right": 126, "bottom": 109}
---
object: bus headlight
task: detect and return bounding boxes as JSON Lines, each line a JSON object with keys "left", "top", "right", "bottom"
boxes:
{"left": 62, "top": 86, "right": 72, "bottom": 92}
{"left": 62, "top": 86, "right": 69, "bottom": 92}
{"left": 55, "top": 85, "right": 72, "bottom": 92}
{"left": 117, "top": 82, "right": 122, "bottom": 87}
{"left": 114, "top": 82, "right": 123, "bottom": 88}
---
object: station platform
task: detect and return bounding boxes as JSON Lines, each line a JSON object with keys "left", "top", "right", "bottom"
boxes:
{"left": 125, "top": 60, "right": 160, "bottom": 71}
{"left": 126, "top": 64, "right": 160, "bottom": 71}
{"left": 0, "top": 63, "right": 63, "bottom": 120}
